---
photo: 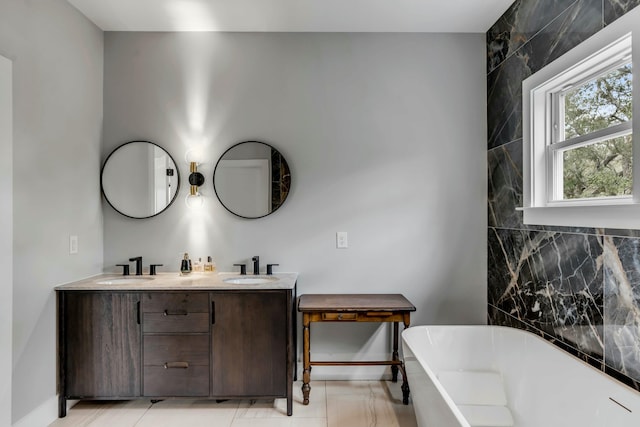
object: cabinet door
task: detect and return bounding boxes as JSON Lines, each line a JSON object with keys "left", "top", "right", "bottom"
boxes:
{"left": 62, "top": 292, "right": 141, "bottom": 398}
{"left": 211, "top": 291, "right": 287, "bottom": 397}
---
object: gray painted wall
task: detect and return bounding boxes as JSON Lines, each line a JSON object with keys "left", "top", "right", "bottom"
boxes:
{"left": 0, "top": 12, "right": 488, "bottom": 422}
{"left": 0, "top": 53, "right": 13, "bottom": 427}
{"left": 0, "top": 0, "right": 104, "bottom": 424}
{"left": 104, "top": 32, "right": 488, "bottom": 375}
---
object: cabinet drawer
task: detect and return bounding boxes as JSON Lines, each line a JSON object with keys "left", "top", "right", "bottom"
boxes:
{"left": 143, "top": 312, "right": 210, "bottom": 333}
{"left": 144, "top": 365, "right": 209, "bottom": 396}
{"left": 144, "top": 335, "right": 209, "bottom": 366}
{"left": 322, "top": 312, "right": 358, "bottom": 321}
{"left": 142, "top": 292, "right": 209, "bottom": 313}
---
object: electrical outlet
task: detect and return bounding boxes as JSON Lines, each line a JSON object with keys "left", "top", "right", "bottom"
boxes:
{"left": 69, "top": 235, "right": 78, "bottom": 254}
{"left": 336, "top": 232, "right": 348, "bottom": 249}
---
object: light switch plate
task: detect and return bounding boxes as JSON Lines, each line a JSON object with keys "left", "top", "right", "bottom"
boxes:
{"left": 336, "top": 231, "right": 348, "bottom": 249}
{"left": 69, "top": 235, "right": 78, "bottom": 254}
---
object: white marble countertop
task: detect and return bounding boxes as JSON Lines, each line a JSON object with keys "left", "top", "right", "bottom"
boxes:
{"left": 55, "top": 272, "right": 298, "bottom": 291}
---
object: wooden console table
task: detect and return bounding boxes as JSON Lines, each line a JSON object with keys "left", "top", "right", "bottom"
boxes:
{"left": 298, "top": 294, "right": 416, "bottom": 405}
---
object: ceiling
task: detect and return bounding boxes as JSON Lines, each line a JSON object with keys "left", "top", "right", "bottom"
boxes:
{"left": 66, "top": 0, "right": 513, "bottom": 33}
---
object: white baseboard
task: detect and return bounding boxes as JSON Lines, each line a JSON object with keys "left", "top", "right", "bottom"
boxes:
{"left": 12, "top": 396, "right": 76, "bottom": 427}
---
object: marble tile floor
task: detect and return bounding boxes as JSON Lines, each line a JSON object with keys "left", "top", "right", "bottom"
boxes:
{"left": 49, "top": 381, "right": 418, "bottom": 427}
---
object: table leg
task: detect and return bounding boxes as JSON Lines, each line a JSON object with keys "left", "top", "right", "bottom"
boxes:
{"left": 391, "top": 322, "right": 399, "bottom": 382}
{"left": 400, "top": 315, "right": 411, "bottom": 404}
{"left": 302, "top": 314, "right": 311, "bottom": 405}
{"left": 403, "top": 314, "right": 410, "bottom": 330}
{"left": 399, "top": 364, "right": 410, "bottom": 405}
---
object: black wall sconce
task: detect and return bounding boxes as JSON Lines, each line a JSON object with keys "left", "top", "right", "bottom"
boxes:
{"left": 186, "top": 161, "right": 205, "bottom": 208}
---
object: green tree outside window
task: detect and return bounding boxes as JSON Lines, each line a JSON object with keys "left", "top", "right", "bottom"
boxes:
{"left": 562, "top": 63, "right": 632, "bottom": 199}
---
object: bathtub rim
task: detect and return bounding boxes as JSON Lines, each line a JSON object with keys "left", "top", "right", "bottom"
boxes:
{"left": 402, "top": 325, "right": 475, "bottom": 427}
{"left": 401, "top": 324, "right": 640, "bottom": 427}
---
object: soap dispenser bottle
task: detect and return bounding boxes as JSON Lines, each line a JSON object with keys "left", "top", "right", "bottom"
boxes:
{"left": 205, "top": 256, "right": 216, "bottom": 272}
{"left": 180, "top": 253, "right": 192, "bottom": 275}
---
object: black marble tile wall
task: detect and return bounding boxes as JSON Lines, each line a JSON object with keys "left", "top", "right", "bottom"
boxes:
{"left": 521, "top": 0, "right": 602, "bottom": 74}
{"left": 487, "top": 0, "right": 602, "bottom": 150}
{"left": 487, "top": 53, "right": 530, "bottom": 150}
{"left": 605, "top": 0, "right": 640, "bottom": 25}
{"left": 487, "top": 0, "right": 578, "bottom": 73}
{"left": 488, "top": 227, "right": 604, "bottom": 356}
{"left": 603, "top": 236, "right": 640, "bottom": 384}
{"left": 487, "top": 0, "right": 640, "bottom": 392}
{"left": 487, "top": 139, "right": 523, "bottom": 228}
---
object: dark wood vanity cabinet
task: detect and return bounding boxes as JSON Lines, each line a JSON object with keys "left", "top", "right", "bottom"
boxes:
{"left": 59, "top": 292, "right": 142, "bottom": 403}
{"left": 211, "top": 291, "right": 288, "bottom": 397}
{"left": 58, "top": 287, "right": 295, "bottom": 417}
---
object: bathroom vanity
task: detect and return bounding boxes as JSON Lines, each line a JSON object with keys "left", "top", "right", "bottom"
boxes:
{"left": 55, "top": 272, "right": 297, "bottom": 418}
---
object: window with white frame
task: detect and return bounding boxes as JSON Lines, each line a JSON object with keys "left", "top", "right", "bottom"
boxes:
{"left": 522, "top": 10, "right": 640, "bottom": 229}
{"left": 552, "top": 55, "right": 632, "bottom": 202}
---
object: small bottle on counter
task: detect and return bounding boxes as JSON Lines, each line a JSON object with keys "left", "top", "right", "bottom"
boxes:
{"left": 193, "top": 257, "right": 204, "bottom": 272}
{"left": 205, "top": 256, "right": 216, "bottom": 272}
{"left": 180, "top": 253, "right": 192, "bottom": 275}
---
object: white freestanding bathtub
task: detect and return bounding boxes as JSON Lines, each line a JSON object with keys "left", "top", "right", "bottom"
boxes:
{"left": 402, "top": 325, "right": 640, "bottom": 427}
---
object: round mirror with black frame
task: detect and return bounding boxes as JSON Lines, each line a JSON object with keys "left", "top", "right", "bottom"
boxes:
{"left": 213, "top": 141, "right": 291, "bottom": 219}
{"left": 101, "top": 140, "right": 180, "bottom": 219}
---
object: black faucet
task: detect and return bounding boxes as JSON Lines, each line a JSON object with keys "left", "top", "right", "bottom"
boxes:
{"left": 129, "top": 256, "right": 143, "bottom": 275}
{"left": 116, "top": 264, "right": 130, "bottom": 276}
{"left": 252, "top": 256, "right": 260, "bottom": 275}
{"left": 266, "top": 264, "right": 279, "bottom": 275}
{"left": 234, "top": 263, "right": 247, "bottom": 275}
{"left": 149, "top": 264, "right": 163, "bottom": 275}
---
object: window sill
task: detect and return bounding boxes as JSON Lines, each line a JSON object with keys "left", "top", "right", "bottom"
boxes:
{"left": 518, "top": 204, "right": 640, "bottom": 229}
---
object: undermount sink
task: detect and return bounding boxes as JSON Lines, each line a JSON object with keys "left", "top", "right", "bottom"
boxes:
{"left": 96, "top": 277, "right": 155, "bottom": 285}
{"left": 222, "top": 276, "right": 279, "bottom": 285}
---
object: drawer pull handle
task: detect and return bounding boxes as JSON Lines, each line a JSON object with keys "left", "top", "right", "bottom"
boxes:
{"left": 164, "top": 362, "right": 189, "bottom": 369}
{"left": 163, "top": 309, "right": 188, "bottom": 316}
{"left": 322, "top": 313, "right": 357, "bottom": 321}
